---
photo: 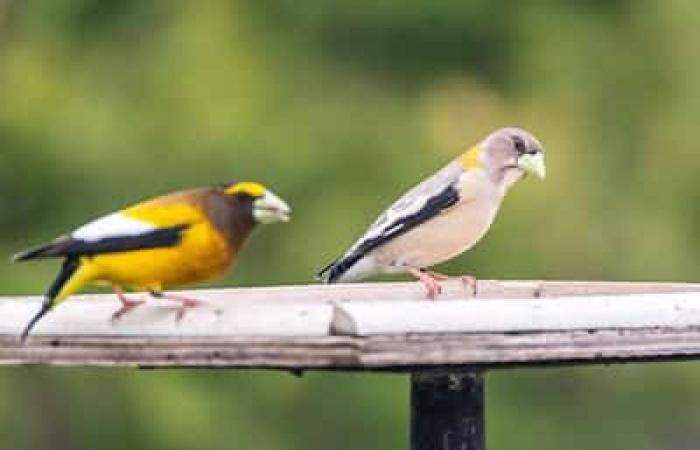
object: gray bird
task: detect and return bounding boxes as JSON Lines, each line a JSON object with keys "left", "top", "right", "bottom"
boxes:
{"left": 318, "top": 127, "right": 546, "bottom": 298}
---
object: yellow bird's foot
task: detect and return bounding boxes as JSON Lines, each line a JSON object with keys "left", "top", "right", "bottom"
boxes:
{"left": 151, "top": 292, "right": 204, "bottom": 322}
{"left": 174, "top": 298, "right": 202, "bottom": 322}
{"left": 111, "top": 286, "right": 145, "bottom": 322}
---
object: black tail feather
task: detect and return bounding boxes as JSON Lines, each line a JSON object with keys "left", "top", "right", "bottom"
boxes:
{"left": 12, "top": 243, "right": 59, "bottom": 262}
{"left": 317, "top": 253, "right": 362, "bottom": 284}
{"left": 316, "top": 262, "right": 336, "bottom": 283}
{"left": 20, "top": 301, "right": 52, "bottom": 342}
{"left": 21, "top": 257, "right": 79, "bottom": 342}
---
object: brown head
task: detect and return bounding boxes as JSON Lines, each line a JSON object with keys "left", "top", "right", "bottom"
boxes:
{"left": 205, "top": 181, "right": 291, "bottom": 251}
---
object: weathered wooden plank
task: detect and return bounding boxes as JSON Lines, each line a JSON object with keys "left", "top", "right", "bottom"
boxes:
{"left": 3, "top": 327, "right": 700, "bottom": 369}
{"left": 0, "top": 281, "right": 698, "bottom": 369}
{"left": 469, "top": 279, "right": 699, "bottom": 298}
{"left": 0, "top": 282, "right": 473, "bottom": 336}
{"left": 0, "top": 296, "right": 335, "bottom": 337}
{"left": 3, "top": 280, "right": 698, "bottom": 337}
{"left": 332, "top": 292, "right": 700, "bottom": 336}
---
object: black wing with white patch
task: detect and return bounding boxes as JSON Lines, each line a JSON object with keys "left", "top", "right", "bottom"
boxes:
{"left": 319, "top": 183, "right": 460, "bottom": 282}
{"left": 353, "top": 183, "right": 460, "bottom": 256}
{"left": 13, "top": 225, "right": 190, "bottom": 261}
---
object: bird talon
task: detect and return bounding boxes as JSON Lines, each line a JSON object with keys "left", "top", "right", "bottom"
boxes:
{"left": 426, "top": 281, "right": 443, "bottom": 300}
{"left": 425, "top": 270, "right": 450, "bottom": 281}
{"left": 110, "top": 299, "right": 145, "bottom": 323}
{"left": 406, "top": 267, "right": 445, "bottom": 300}
{"left": 174, "top": 300, "right": 201, "bottom": 322}
{"left": 460, "top": 275, "right": 478, "bottom": 296}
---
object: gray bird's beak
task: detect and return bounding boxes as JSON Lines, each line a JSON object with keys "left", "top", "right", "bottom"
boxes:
{"left": 253, "top": 190, "right": 292, "bottom": 224}
{"left": 517, "top": 152, "right": 546, "bottom": 179}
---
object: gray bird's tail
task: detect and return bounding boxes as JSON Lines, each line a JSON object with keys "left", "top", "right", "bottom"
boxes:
{"left": 317, "top": 252, "right": 367, "bottom": 284}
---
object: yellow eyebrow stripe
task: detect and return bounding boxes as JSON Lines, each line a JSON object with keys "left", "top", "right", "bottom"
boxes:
{"left": 225, "top": 182, "right": 266, "bottom": 197}
{"left": 459, "top": 145, "right": 481, "bottom": 169}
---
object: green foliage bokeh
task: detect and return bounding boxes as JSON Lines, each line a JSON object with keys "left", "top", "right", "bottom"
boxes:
{"left": 1, "top": 1, "right": 699, "bottom": 449}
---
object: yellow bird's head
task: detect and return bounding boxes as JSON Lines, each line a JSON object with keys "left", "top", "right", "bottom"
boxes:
{"left": 223, "top": 181, "right": 292, "bottom": 224}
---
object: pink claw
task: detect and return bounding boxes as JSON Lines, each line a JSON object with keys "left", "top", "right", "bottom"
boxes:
{"left": 405, "top": 267, "right": 444, "bottom": 300}
{"left": 111, "top": 286, "right": 145, "bottom": 322}
{"left": 153, "top": 293, "right": 204, "bottom": 322}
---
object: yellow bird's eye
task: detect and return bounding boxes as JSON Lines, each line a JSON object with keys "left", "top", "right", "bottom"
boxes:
{"left": 224, "top": 182, "right": 266, "bottom": 198}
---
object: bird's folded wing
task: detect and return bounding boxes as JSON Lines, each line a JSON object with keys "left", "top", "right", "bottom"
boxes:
{"left": 346, "top": 161, "right": 465, "bottom": 258}
{"left": 59, "top": 223, "right": 191, "bottom": 256}
{"left": 63, "top": 200, "right": 211, "bottom": 256}
{"left": 27, "top": 202, "right": 205, "bottom": 260}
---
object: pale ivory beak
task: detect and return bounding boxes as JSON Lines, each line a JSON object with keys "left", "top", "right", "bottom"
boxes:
{"left": 253, "top": 190, "right": 292, "bottom": 224}
{"left": 517, "top": 152, "right": 546, "bottom": 179}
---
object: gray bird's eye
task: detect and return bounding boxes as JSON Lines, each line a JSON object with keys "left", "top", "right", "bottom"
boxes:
{"left": 511, "top": 135, "right": 526, "bottom": 154}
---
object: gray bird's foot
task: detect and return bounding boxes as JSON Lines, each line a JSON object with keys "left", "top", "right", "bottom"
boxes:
{"left": 406, "top": 268, "right": 444, "bottom": 300}
{"left": 424, "top": 270, "right": 449, "bottom": 281}
{"left": 459, "top": 275, "right": 478, "bottom": 296}
{"left": 424, "top": 271, "right": 478, "bottom": 297}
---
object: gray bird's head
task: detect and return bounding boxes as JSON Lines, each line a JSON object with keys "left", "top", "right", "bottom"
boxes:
{"left": 460, "top": 127, "right": 546, "bottom": 187}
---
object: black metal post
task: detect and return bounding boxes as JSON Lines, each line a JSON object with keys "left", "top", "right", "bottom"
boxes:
{"left": 410, "top": 371, "right": 485, "bottom": 450}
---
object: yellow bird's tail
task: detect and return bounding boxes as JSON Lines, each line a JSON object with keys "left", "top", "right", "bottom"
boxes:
{"left": 21, "top": 258, "right": 97, "bottom": 340}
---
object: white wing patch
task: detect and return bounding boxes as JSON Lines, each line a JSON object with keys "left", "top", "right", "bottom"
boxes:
{"left": 355, "top": 194, "right": 432, "bottom": 248}
{"left": 72, "top": 212, "right": 157, "bottom": 242}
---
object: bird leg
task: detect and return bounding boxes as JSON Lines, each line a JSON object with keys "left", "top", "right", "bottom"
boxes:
{"left": 111, "top": 286, "right": 145, "bottom": 322}
{"left": 423, "top": 270, "right": 449, "bottom": 281}
{"left": 404, "top": 267, "right": 443, "bottom": 299}
{"left": 423, "top": 270, "right": 478, "bottom": 296}
{"left": 150, "top": 291, "right": 204, "bottom": 321}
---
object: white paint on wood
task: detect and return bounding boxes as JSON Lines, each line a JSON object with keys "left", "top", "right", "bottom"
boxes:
{"left": 0, "top": 281, "right": 697, "bottom": 340}
{"left": 0, "top": 294, "right": 333, "bottom": 337}
{"left": 331, "top": 292, "right": 700, "bottom": 336}
{"left": 0, "top": 281, "right": 699, "bottom": 368}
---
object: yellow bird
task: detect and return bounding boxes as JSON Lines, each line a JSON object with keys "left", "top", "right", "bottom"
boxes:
{"left": 13, "top": 181, "right": 291, "bottom": 339}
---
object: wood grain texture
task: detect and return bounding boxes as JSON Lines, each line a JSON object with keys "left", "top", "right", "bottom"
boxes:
{"left": 1, "top": 280, "right": 698, "bottom": 370}
{"left": 5, "top": 279, "right": 699, "bottom": 336}
{"left": 4, "top": 326, "right": 700, "bottom": 370}
{"left": 332, "top": 292, "right": 700, "bottom": 336}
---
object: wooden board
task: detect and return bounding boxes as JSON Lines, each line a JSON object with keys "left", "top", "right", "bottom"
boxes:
{"left": 3, "top": 279, "right": 698, "bottom": 337}
{"left": 3, "top": 327, "right": 700, "bottom": 370}
{"left": 0, "top": 280, "right": 698, "bottom": 369}
{"left": 331, "top": 292, "right": 700, "bottom": 336}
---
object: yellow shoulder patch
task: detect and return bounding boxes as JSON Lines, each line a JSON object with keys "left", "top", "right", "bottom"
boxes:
{"left": 125, "top": 203, "right": 206, "bottom": 227}
{"left": 225, "top": 181, "right": 266, "bottom": 198}
{"left": 459, "top": 145, "right": 482, "bottom": 169}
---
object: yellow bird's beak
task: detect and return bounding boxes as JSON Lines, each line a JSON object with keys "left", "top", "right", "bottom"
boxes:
{"left": 253, "top": 190, "right": 292, "bottom": 224}
{"left": 517, "top": 152, "right": 546, "bottom": 180}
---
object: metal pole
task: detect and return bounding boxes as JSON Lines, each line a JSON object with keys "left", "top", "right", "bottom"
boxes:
{"left": 410, "top": 371, "right": 485, "bottom": 450}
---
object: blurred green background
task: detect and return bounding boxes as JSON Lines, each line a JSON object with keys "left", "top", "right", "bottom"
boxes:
{"left": 1, "top": 0, "right": 699, "bottom": 449}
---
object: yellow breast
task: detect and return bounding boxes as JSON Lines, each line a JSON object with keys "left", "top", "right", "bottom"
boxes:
{"left": 84, "top": 221, "right": 232, "bottom": 291}
{"left": 82, "top": 196, "right": 235, "bottom": 291}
